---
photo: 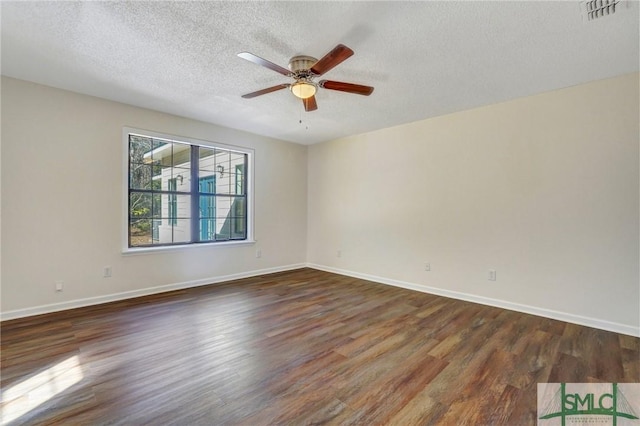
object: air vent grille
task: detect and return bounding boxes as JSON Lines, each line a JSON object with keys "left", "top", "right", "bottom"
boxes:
{"left": 583, "top": 0, "right": 619, "bottom": 21}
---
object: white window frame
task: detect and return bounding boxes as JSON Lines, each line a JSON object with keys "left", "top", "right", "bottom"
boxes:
{"left": 122, "top": 127, "right": 255, "bottom": 254}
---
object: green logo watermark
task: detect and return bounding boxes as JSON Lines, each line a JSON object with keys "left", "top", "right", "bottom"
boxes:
{"left": 538, "top": 383, "right": 640, "bottom": 425}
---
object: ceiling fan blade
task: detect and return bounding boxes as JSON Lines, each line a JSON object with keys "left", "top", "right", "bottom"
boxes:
{"left": 241, "top": 84, "right": 289, "bottom": 99}
{"left": 237, "top": 52, "right": 291, "bottom": 76}
{"left": 303, "top": 95, "right": 318, "bottom": 112}
{"left": 319, "top": 80, "right": 374, "bottom": 96}
{"left": 310, "top": 44, "right": 354, "bottom": 76}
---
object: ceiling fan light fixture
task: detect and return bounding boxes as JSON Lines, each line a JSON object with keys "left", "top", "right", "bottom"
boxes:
{"left": 290, "top": 81, "right": 317, "bottom": 99}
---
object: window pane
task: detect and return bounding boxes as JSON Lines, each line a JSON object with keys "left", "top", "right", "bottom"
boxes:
{"left": 215, "top": 217, "right": 230, "bottom": 240}
{"left": 173, "top": 167, "right": 190, "bottom": 190}
{"left": 229, "top": 196, "right": 246, "bottom": 239}
{"left": 215, "top": 150, "right": 230, "bottom": 173}
{"left": 130, "top": 164, "right": 153, "bottom": 190}
{"left": 214, "top": 195, "right": 232, "bottom": 219}
{"left": 234, "top": 163, "right": 245, "bottom": 195}
{"left": 198, "top": 175, "right": 216, "bottom": 195}
{"left": 168, "top": 179, "right": 177, "bottom": 192}
{"left": 130, "top": 219, "right": 153, "bottom": 246}
{"left": 130, "top": 192, "right": 161, "bottom": 219}
{"left": 167, "top": 180, "right": 178, "bottom": 225}
{"left": 199, "top": 195, "right": 216, "bottom": 219}
{"left": 145, "top": 139, "right": 171, "bottom": 169}
{"left": 172, "top": 220, "right": 191, "bottom": 243}
{"left": 174, "top": 194, "right": 191, "bottom": 218}
{"left": 152, "top": 164, "right": 165, "bottom": 182}
{"left": 213, "top": 171, "right": 231, "bottom": 194}
{"left": 199, "top": 147, "right": 216, "bottom": 171}
{"left": 231, "top": 222, "right": 246, "bottom": 239}
{"left": 229, "top": 151, "right": 245, "bottom": 166}
{"left": 152, "top": 193, "right": 162, "bottom": 217}
{"left": 171, "top": 143, "right": 191, "bottom": 167}
{"left": 129, "top": 135, "right": 153, "bottom": 165}
{"left": 199, "top": 193, "right": 217, "bottom": 241}
{"left": 231, "top": 196, "right": 246, "bottom": 217}
{"left": 152, "top": 138, "right": 168, "bottom": 152}
{"left": 199, "top": 218, "right": 216, "bottom": 241}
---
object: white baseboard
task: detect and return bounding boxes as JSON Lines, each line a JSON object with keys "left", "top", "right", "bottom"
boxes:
{"left": 307, "top": 263, "right": 640, "bottom": 338}
{"left": 0, "top": 263, "right": 307, "bottom": 322}
{"left": 4, "top": 262, "right": 638, "bottom": 338}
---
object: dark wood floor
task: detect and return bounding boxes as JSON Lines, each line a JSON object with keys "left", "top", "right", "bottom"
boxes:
{"left": 1, "top": 268, "right": 638, "bottom": 425}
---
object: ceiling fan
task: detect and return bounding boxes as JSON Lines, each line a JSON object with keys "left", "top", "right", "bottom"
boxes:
{"left": 238, "top": 44, "right": 374, "bottom": 112}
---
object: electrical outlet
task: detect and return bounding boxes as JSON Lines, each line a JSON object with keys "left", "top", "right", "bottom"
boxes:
{"left": 256, "top": 249, "right": 262, "bottom": 258}
{"left": 488, "top": 270, "right": 497, "bottom": 281}
{"left": 103, "top": 266, "right": 112, "bottom": 278}
{"left": 55, "top": 280, "right": 64, "bottom": 292}
{"left": 337, "top": 250, "right": 342, "bottom": 258}
{"left": 425, "top": 263, "right": 431, "bottom": 271}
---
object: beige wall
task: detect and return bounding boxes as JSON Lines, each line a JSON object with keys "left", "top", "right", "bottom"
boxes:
{"left": 1, "top": 77, "right": 308, "bottom": 315}
{"left": 2, "top": 74, "right": 639, "bottom": 335}
{"left": 308, "top": 73, "right": 639, "bottom": 334}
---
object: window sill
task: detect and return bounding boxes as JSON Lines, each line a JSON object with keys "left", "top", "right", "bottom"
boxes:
{"left": 122, "top": 239, "right": 257, "bottom": 256}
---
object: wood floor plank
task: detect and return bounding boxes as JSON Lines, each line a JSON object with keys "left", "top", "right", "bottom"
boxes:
{"left": 387, "top": 389, "right": 447, "bottom": 426}
{"left": 1, "top": 268, "right": 637, "bottom": 425}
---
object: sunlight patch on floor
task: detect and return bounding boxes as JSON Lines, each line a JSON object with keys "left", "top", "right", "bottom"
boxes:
{"left": 1, "top": 355, "right": 84, "bottom": 425}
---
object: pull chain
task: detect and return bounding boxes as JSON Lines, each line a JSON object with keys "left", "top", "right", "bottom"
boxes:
{"left": 299, "top": 107, "right": 308, "bottom": 130}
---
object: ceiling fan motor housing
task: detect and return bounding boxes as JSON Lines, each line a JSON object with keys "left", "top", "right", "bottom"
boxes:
{"left": 289, "top": 55, "right": 318, "bottom": 74}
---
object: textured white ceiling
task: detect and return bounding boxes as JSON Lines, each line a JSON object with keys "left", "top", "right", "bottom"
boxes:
{"left": 1, "top": 1, "right": 638, "bottom": 145}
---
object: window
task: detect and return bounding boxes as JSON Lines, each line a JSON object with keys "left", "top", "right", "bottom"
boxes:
{"left": 126, "top": 130, "right": 252, "bottom": 249}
